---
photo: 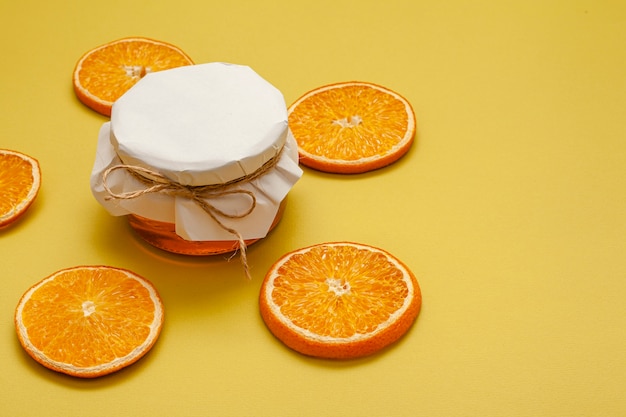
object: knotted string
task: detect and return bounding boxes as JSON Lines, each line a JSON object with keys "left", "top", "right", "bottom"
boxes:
{"left": 101, "top": 147, "right": 284, "bottom": 279}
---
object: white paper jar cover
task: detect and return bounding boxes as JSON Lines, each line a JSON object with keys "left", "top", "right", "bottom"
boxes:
{"left": 91, "top": 62, "right": 303, "bottom": 242}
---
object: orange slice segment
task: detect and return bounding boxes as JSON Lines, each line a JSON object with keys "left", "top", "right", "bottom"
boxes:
{"left": 0, "top": 149, "right": 41, "bottom": 228}
{"left": 73, "top": 37, "right": 194, "bottom": 116}
{"left": 15, "top": 266, "right": 164, "bottom": 378}
{"left": 259, "top": 242, "right": 421, "bottom": 359}
{"left": 288, "top": 82, "right": 416, "bottom": 174}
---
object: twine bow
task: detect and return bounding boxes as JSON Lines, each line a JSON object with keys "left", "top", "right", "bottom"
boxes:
{"left": 101, "top": 148, "right": 284, "bottom": 279}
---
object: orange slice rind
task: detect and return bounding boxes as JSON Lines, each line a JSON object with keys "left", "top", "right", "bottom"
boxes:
{"left": 259, "top": 242, "right": 421, "bottom": 359}
{"left": 0, "top": 149, "right": 41, "bottom": 228}
{"left": 288, "top": 82, "right": 416, "bottom": 174}
{"left": 73, "top": 37, "right": 194, "bottom": 116}
{"left": 15, "top": 266, "right": 164, "bottom": 378}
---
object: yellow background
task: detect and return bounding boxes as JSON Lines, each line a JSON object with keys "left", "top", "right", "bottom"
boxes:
{"left": 1, "top": 1, "right": 625, "bottom": 416}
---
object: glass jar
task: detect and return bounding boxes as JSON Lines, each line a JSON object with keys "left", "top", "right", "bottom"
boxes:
{"left": 126, "top": 199, "right": 286, "bottom": 255}
{"left": 90, "top": 63, "right": 302, "bottom": 257}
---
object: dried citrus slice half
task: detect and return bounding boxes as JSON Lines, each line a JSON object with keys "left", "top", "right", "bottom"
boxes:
{"left": 259, "top": 242, "right": 421, "bottom": 359}
{"left": 15, "top": 266, "right": 164, "bottom": 378}
{"left": 0, "top": 149, "right": 41, "bottom": 228}
{"left": 73, "top": 37, "right": 194, "bottom": 116}
{"left": 288, "top": 82, "right": 416, "bottom": 174}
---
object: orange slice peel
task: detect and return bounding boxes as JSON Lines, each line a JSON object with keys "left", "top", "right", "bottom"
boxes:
{"left": 259, "top": 242, "right": 421, "bottom": 359}
{"left": 73, "top": 37, "right": 194, "bottom": 116}
{"left": 15, "top": 266, "right": 164, "bottom": 378}
{"left": 0, "top": 149, "right": 41, "bottom": 228}
{"left": 288, "top": 82, "right": 416, "bottom": 174}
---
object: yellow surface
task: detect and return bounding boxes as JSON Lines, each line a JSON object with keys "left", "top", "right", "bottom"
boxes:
{"left": 1, "top": 1, "right": 625, "bottom": 416}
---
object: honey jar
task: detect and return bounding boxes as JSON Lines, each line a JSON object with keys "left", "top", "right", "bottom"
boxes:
{"left": 90, "top": 62, "right": 302, "bottom": 265}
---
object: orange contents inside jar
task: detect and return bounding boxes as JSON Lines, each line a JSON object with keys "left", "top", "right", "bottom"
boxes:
{"left": 127, "top": 199, "right": 287, "bottom": 255}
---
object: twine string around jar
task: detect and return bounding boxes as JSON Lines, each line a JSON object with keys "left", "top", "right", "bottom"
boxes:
{"left": 101, "top": 147, "right": 285, "bottom": 279}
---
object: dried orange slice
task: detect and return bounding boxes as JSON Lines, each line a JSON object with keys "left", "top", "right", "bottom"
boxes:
{"left": 15, "top": 266, "right": 164, "bottom": 378}
{"left": 73, "top": 37, "right": 194, "bottom": 116}
{"left": 288, "top": 82, "right": 416, "bottom": 174}
{"left": 259, "top": 242, "right": 421, "bottom": 359}
{"left": 0, "top": 149, "right": 41, "bottom": 228}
